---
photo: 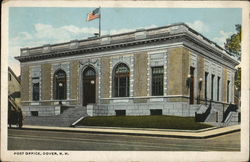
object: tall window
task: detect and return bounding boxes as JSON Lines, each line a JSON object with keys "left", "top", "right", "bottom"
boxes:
{"left": 54, "top": 69, "right": 67, "bottom": 100}
{"left": 8, "top": 73, "right": 12, "bottom": 81}
{"left": 211, "top": 74, "right": 215, "bottom": 101}
{"left": 227, "top": 80, "right": 230, "bottom": 103}
{"left": 152, "top": 66, "right": 164, "bottom": 96}
{"left": 217, "top": 76, "right": 220, "bottom": 101}
{"left": 32, "top": 82, "right": 39, "bottom": 101}
{"left": 205, "top": 72, "right": 208, "bottom": 100}
{"left": 114, "top": 63, "right": 130, "bottom": 97}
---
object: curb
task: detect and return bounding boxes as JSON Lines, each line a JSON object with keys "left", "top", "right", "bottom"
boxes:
{"left": 10, "top": 125, "right": 241, "bottom": 139}
{"left": 75, "top": 125, "right": 219, "bottom": 133}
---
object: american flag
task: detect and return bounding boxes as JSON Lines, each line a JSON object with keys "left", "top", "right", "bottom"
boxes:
{"left": 87, "top": 8, "right": 100, "bottom": 21}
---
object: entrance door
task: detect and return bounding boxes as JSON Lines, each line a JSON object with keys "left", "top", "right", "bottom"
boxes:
{"left": 82, "top": 67, "right": 96, "bottom": 106}
{"left": 189, "top": 67, "right": 195, "bottom": 104}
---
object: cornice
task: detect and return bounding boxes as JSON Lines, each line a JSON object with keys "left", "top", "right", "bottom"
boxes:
{"left": 15, "top": 33, "right": 184, "bottom": 62}
{"left": 15, "top": 24, "right": 239, "bottom": 67}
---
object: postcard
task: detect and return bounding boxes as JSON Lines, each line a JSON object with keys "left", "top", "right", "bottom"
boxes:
{"left": 1, "top": 0, "right": 249, "bottom": 161}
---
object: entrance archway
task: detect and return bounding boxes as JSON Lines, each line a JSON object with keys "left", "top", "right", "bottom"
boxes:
{"left": 82, "top": 67, "right": 96, "bottom": 106}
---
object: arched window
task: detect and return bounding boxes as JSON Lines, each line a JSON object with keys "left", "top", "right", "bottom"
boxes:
{"left": 113, "top": 63, "right": 130, "bottom": 97}
{"left": 83, "top": 67, "right": 96, "bottom": 77}
{"left": 54, "top": 69, "right": 67, "bottom": 100}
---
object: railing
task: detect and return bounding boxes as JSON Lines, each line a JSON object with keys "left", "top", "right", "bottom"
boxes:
{"left": 195, "top": 101, "right": 212, "bottom": 122}
{"left": 222, "top": 104, "right": 238, "bottom": 122}
{"left": 8, "top": 95, "right": 20, "bottom": 111}
{"left": 223, "top": 112, "right": 234, "bottom": 126}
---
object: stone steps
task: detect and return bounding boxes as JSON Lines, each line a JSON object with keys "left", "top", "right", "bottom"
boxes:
{"left": 23, "top": 106, "right": 88, "bottom": 127}
{"left": 204, "top": 109, "right": 240, "bottom": 127}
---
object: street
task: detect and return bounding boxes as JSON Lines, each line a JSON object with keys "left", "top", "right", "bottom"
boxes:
{"left": 8, "top": 129, "right": 240, "bottom": 151}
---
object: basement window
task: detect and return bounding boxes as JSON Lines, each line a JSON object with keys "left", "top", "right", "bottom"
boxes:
{"left": 150, "top": 109, "right": 162, "bottom": 115}
{"left": 31, "top": 111, "right": 38, "bottom": 116}
{"left": 115, "top": 110, "right": 126, "bottom": 116}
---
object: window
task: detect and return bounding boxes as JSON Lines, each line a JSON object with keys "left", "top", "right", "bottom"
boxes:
{"left": 217, "top": 76, "right": 220, "bottom": 101}
{"left": 150, "top": 109, "right": 162, "bottom": 115}
{"left": 54, "top": 69, "right": 67, "bottom": 100}
{"left": 114, "top": 63, "right": 130, "bottom": 97}
{"left": 152, "top": 66, "right": 164, "bottom": 96}
{"left": 84, "top": 67, "right": 96, "bottom": 77}
{"left": 205, "top": 72, "right": 208, "bottom": 100}
{"left": 211, "top": 74, "right": 215, "bottom": 101}
{"left": 31, "top": 111, "right": 38, "bottom": 116}
{"left": 8, "top": 73, "right": 12, "bottom": 81}
{"left": 32, "top": 83, "right": 39, "bottom": 101}
{"left": 115, "top": 110, "right": 126, "bottom": 116}
{"left": 227, "top": 80, "right": 230, "bottom": 103}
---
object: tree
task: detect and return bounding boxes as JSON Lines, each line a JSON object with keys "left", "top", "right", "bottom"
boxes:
{"left": 224, "top": 24, "right": 241, "bottom": 60}
{"left": 235, "top": 67, "right": 241, "bottom": 91}
{"left": 224, "top": 24, "right": 241, "bottom": 104}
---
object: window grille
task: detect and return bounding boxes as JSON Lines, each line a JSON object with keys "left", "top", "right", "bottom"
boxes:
{"left": 151, "top": 66, "right": 164, "bottom": 96}
{"left": 114, "top": 63, "right": 130, "bottom": 97}
{"left": 32, "top": 83, "right": 39, "bottom": 101}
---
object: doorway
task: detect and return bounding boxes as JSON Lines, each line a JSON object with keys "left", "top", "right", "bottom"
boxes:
{"left": 82, "top": 67, "right": 96, "bottom": 106}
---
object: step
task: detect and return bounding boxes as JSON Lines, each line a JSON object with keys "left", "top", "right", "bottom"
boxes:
{"left": 24, "top": 106, "right": 88, "bottom": 127}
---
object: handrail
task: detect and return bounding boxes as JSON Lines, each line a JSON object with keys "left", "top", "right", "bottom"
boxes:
{"left": 224, "top": 112, "right": 234, "bottom": 125}
{"left": 222, "top": 104, "right": 238, "bottom": 122}
{"left": 8, "top": 95, "right": 21, "bottom": 111}
{"left": 195, "top": 101, "right": 212, "bottom": 122}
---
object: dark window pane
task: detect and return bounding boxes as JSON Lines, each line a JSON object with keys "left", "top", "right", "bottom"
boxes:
{"left": 84, "top": 68, "right": 96, "bottom": 77}
{"left": 33, "top": 83, "right": 39, "bottom": 101}
{"left": 115, "top": 110, "right": 126, "bottom": 116}
{"left": 217, "top": 77, "right": 220, "bottom": 101}
{"left": 152, "top": 66, "right": 163, "bottom": 96}
{"left": 227, "top": 80, "right": 230, "bottom": 103}
{"left": 114, "top": 63, "right": 130, "bottom": 97}
{"left": 150, "top": 109, "right": 162, "bottom": 115}
{"left": 9, "top": 73, "right": 11, "bottom": 81}
{"left": 31, "top": 111, "right": 38, "bottom": 116}
{"left": 211, "top": 74, "right": 215, "bottom": 101}
{"left": 205, "top": 72, "right": 208, "bottom": 100}
{"left": 54, "top": 69, "right": 67, "bottom": 100}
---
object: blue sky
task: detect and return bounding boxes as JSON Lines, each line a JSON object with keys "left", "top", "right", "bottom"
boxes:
{"left": 9, "top": 7, "right": 242, "bottom": 75}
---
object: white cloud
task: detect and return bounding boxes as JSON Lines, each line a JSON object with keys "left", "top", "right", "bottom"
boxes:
{"left": 9, "top": 23, "right": 158, "bottom": 75}
{"left": 213, "top": 30, "right": 233, "bottom": 47}
{"left": 109, "top": 24, "right": 158, "bottom": 35}
{"left": 110, "top": 28, "right": 135, "bottom": 35}
{"left": 187, "top": 20, "right": 209, "bottom": 33}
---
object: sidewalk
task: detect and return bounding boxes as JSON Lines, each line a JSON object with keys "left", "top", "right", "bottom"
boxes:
{"left": 17, "top": 124, "right": 241, "bottom": 139}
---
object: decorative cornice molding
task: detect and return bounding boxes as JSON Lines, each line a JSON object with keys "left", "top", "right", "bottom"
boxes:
{"left": 16, "top": 33, "right": 182, "bottom": 62}
{"left": 15, "top": 26, "right": 239, "bottom": 68}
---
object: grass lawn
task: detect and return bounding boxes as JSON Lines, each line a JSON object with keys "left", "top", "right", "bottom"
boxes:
{"left": 77, "top": 115, "right": 212, "bottom": 130}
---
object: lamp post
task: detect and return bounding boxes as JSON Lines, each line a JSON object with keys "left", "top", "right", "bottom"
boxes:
{"left": 198, "top": 78, "right": 203, "bottom": 104}
{"left": 58, "top": 82, "right": 63, "bottom": 105}
{"left": 187, "top": 74, "right": 192, "bottom": 104}
{"left": 187, "top": 74, "right": 191, "bottom": 88}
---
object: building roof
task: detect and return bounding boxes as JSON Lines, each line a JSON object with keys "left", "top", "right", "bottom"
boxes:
{"left": 8, "top": 67, "right": 21, "bottom": 84}
{"left": 15, "top": 23, "right": 239, "bottom": 66}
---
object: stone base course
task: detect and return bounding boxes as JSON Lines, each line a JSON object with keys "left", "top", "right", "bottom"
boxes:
{"left": 22, "top": 106, "right": 61, "bottom": 116}
{"left": 88, "top": 102, "right": 200, "bottom": 117}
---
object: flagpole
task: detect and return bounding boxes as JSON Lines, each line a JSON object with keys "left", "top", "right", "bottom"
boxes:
{"left": 99, "top": 7, "right": 101, "bottom": 37}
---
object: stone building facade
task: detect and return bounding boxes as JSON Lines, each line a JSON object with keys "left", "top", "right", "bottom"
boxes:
{"left": 8, "top": 67, "right": 21, "bottom": 107}
{"left": 16, "top": 23, "right": 238, "bottom": 118}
